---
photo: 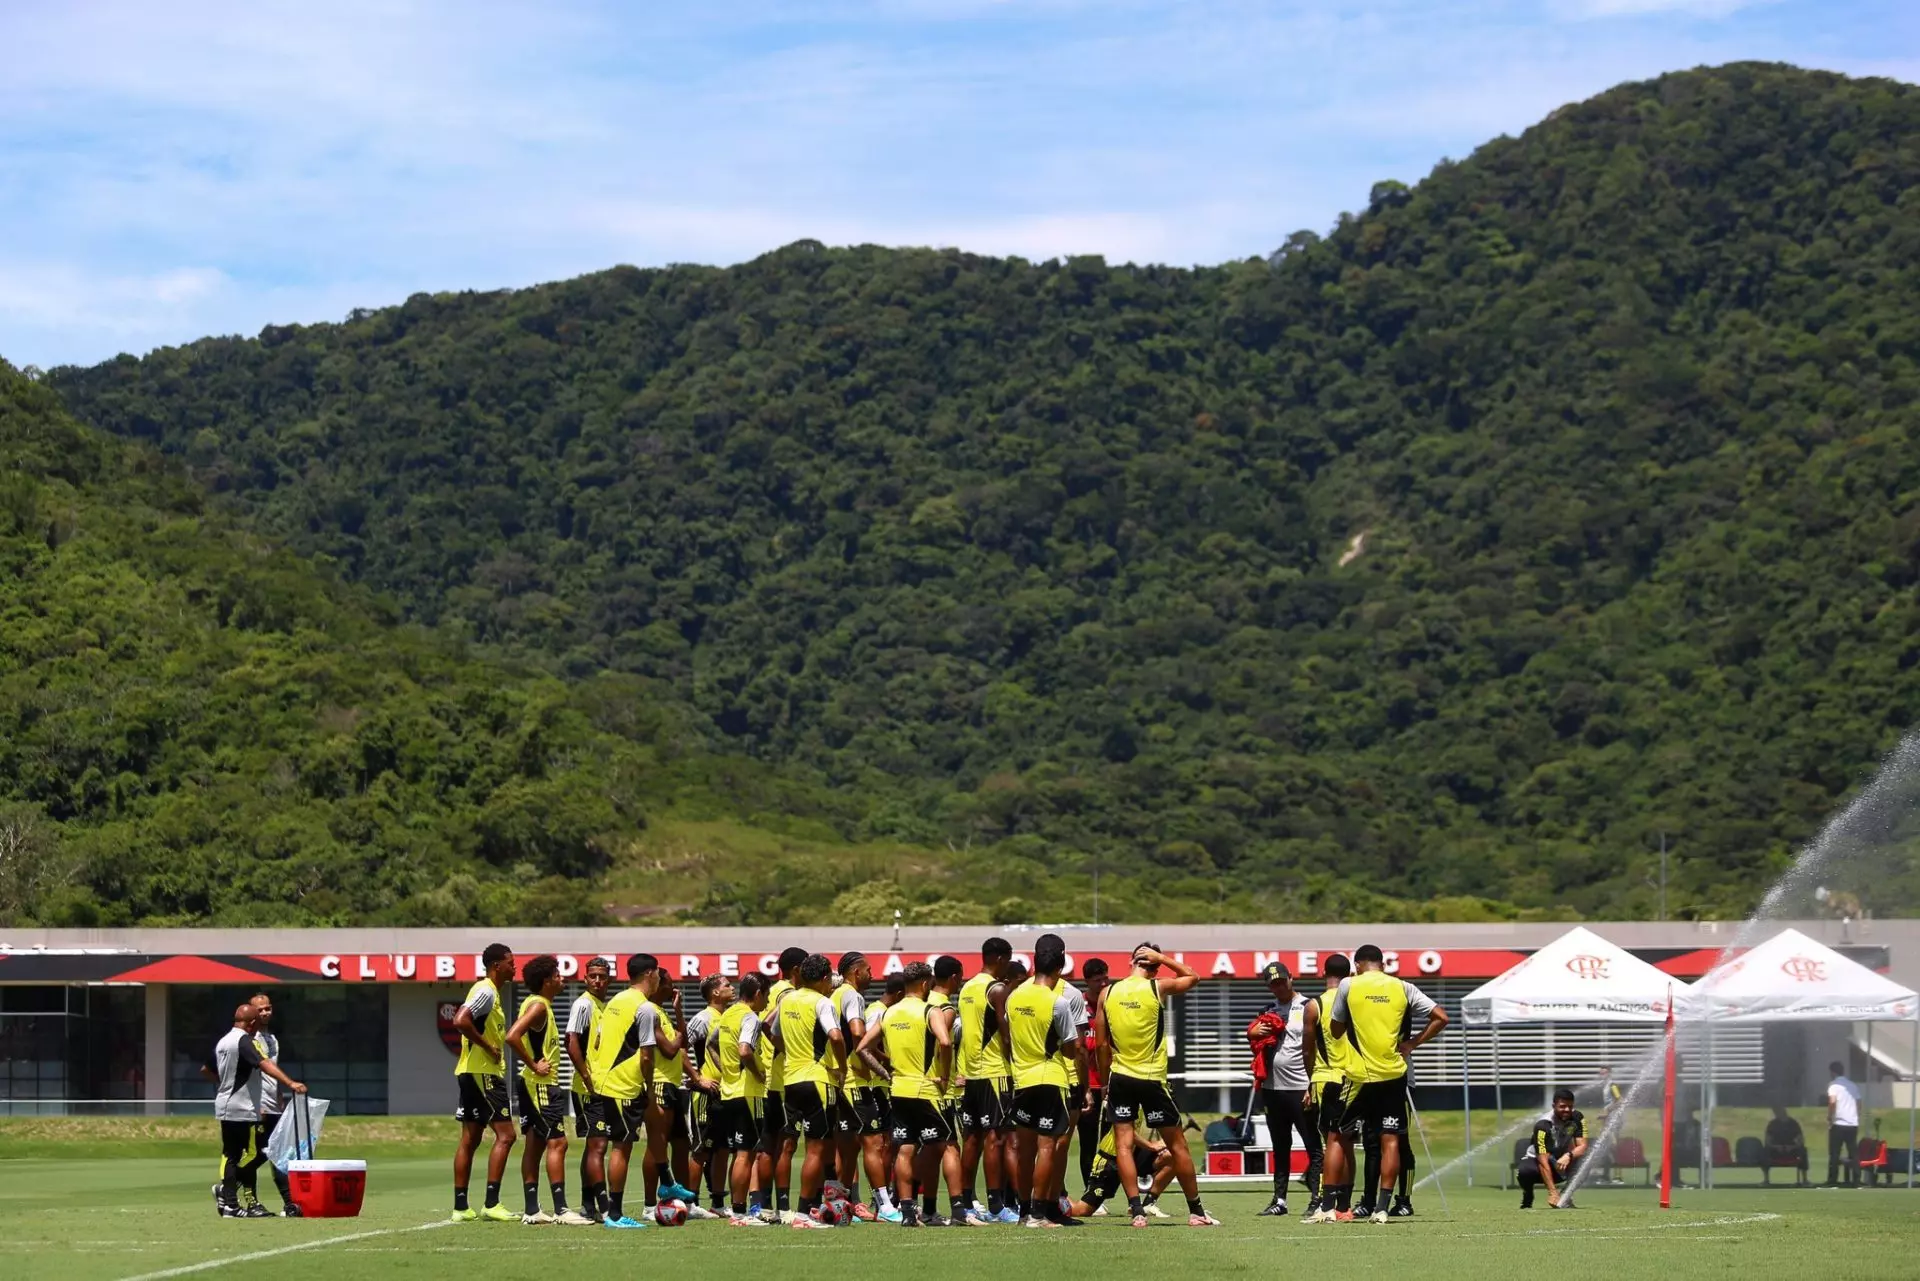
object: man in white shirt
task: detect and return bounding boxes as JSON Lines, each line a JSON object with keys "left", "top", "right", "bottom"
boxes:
{"left": 1826, "top": 1061, "right": 1862, "bottom": 1187}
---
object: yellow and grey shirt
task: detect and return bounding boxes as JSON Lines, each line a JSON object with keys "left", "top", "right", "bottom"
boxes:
{"left": 566, "top": 991, "right": 608, "bottom": 1100}
{"left": 1328, "top": 971, "right": 1437, "bottom": 1084}
{"left": 764, "top": 979, "right": 794, "bottom": 1091}
{"left": 587, "top": 987, "right": 659, "bottom": 1101}
{"left": 929, "top": 990, "right": 965, "bottom": 1103}
{"left": 958, "top": 972, "right": 1009, "bottom": 1080}
{"left": 1007, "top": 978, "right": 1076, "bottom": 1090}
{"left": 455, "top": 977, "right": 506, "bottom": 1077}
{"left": 1308, "top": 984, "right": 1352, "bottom": 1087}
{"left": 647, "top": 998, "right": 686, "bottom": 1089}
{"left": 775, "top": 988, "right": 841, "bottom": 1088}
{"left": 881, "top": 995, "right": 943, "bottom": 1101}
{"left": 518, "top": 993, "right": 560, "bottom": 1089}
{"left": 714, "top": 1002, "right": 766, "bottom": 1102}
{"left": 833, "top": 982, "right": 880, "bottom": 1089}
{"left": 1103, "top": 975, "right": 1169, "bottom": 1083}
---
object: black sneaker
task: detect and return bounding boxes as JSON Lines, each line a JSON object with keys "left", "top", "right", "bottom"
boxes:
{"left": 242, "top": 1203, "right": 274, "bottom": 1218}
{"left": 1388, "top": 1199, "right": 1413, "bottom": 1218}
{"left": 1519, "top": 1198, "right": 1534, "bottom": 1210}
{"left": 1259, "top": 1198, "right": 1289, "bottom": 1216}
{"left": 1352, "top": 1203, "right": 1376, "bottom": 1219}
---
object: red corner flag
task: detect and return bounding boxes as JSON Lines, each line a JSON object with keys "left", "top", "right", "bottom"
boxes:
{"left": 1660, "top": 990, "right": 1676, "bottom": 1210}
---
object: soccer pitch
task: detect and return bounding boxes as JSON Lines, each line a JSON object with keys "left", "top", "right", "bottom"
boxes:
{"left": 4, "top": 1153, "right": 1916, "bottom": 1281}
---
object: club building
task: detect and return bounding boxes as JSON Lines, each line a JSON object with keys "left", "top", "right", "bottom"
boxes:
{"left": 3, "top": 921, "right": 1914, "bottom": 1116}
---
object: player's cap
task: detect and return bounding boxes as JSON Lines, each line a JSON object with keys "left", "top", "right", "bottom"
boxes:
{"left": 1261, "top": 961, "right": 1292, "bottom": 984}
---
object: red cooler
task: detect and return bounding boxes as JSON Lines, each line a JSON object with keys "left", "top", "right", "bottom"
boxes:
{"left": 288, "top": 1159, "right": 367, "bottom": 1217}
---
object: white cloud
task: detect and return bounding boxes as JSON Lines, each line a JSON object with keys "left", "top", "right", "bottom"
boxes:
{"left": 0, "top": 0, "right": 1907, "bottom": 367}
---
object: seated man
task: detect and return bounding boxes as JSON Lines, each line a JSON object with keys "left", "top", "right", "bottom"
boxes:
{"left": 1068, "top": 1129, "right": 1176, "bottom": 1219}
{"left": 1204, "top": 1113, "right": 1245, "bottom": 1149}
{"left": 1517, "top": 1088, "right": 1588, "bottom": 1210}
{"left": 1763, "top": 1107, "right": 1808, "bottom": 1186}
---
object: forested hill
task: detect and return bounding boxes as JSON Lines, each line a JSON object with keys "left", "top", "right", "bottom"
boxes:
{"left": 49, "top": 63, "right": 1920, "bottom": 922}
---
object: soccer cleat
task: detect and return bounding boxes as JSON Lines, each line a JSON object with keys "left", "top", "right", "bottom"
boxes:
{"left": 522, "top": 1211, "right": 555, "bottom": 1225}
{"left": 1090, "top": 1204, "right": 1109, "bottom": 1217}
{"left": 1259, "top": 1198, "right": 1289, "bottom": 1216}
{"left": 1190, "top": 1212, "right": 1222, "bottom": 1227}
{"left": 281, "top": 1204, "right": 303, "bottom": 1218}
{"left": 925, "top": 1211, "right": 952, "bottom": 1227}
{"left": 1129, "top": 1213, "right": 1149, "bottom": 1229}
{"left": 963, "top": 1206, "right": 993, "bottom": 1225}
{"left": 1370, "top": 1211, "right": 1390, "bottom": 1225}
{"left": 1388, "top": 1199, "right": 1414, "bottom": 1218}
{"left": 602, "top": 1216, "right": 648, "bottom": 1229}
{"left": 1333, "top": 1209, "right": 1355, "bottom": 1223}
{"left": 789, "top": 1215, "right": 826, "bottom": 1229}
{"left": 450, "top": 1207, "right": 479, "bottom": 1222}
{"left": 242, "top": 1203, "right": 274, "bottom": 1219}
{"left": 878, "top": 1206, "right": 904, "bottom": 1224}
{"left": 480, "top": 1203, "right": 517, "bottom": 1222}
{"left": 730, "top": 1213, "right": 771, "bottom": 1227}
{"left": 660, "top": 1180, "right": 698, "bottom": 1204}
{"left": 1022, "top": 1215, "right": 1059, "bottom": 1228}
{"left": 555, "top": 1209, "right": 595, "bottom": 1226}
{"left": 1352, "top": 1203, "right": 1376, "bottom": 1219}
{"left": 685, "top": 1204, "right": 720, "bottom": 1221}
{"left": 994, "top": 1206, "right": 1022, "bottom": 1224}
{"left": 1143, "top": 1202, "right": 1170, "bottom": 1218}
{"left": 1304, "top": 1208, "right": 1336, "bottom": 1224}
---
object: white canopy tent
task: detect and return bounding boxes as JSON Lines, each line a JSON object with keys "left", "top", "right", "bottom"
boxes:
{"left": 1684, "top": 928, "right": 1919, "bottom": 1187}
{"left": 1460, "top": 927, "right": 1684, "bottom": 1185}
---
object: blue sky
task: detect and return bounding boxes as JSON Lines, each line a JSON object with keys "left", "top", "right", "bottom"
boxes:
{"left": 1, "top": 0, "right": 1913, "bottom": 369}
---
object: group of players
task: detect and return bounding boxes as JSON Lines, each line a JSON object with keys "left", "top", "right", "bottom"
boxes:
{"left": 446, "top": 935, "right": 1449, "bottom": 1230}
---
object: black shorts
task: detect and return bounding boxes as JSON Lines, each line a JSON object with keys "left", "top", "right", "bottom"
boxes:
{"left": 1105, "top": 1074, "right": 1178, "bottom": 1130}
{"left": 651, "top": 1082, "right": 689, "bottom": 1134}
{"left": 573, "top": 1092, "right": 602, "bottom": 1139}
{"left": 889, "top": 1097, "right": 953, "bottom": 1148}
{"left": 1012, "top": 1084, "right": 1072, "bottom": 1137}
{"left": 219, "top": 1118, "right": 258, "bottom": 1165}
{"left": 713, "top": 1097, "right": 763, "bottom": 1153}
{"left": 455, "top": 1072, "right": 510, "bottom": 1125}
{"left": 1316, "top": 1081, "right": 1357, "bottom": 1137}
{"left": 687, "top": 1091, "right": 712, "bottom": 1151}
{"left": 763, "top": 1092, "right": 791, "bottom": 1144}
{"left": 516, "top": 1079, "right": 569, "bottom": 1141}
{"left": 961, "top": 1077, "right": 1012, "bottom": 1134}
{"left": 1347, "top": 1076, "right": 1409, "bottom": 1136}
{"left": 784, "top": 1082, "right": 835, "bottom": 1140}
{"left": 1068, "top": 1084, "right": 1089, "bottom": 1113}
{"left": 1085, "top": 1142, "right": 1159, "bottom": 1205}
{"left": 597, "top": 1093, "right": 646, "bottom": 1144}
{"left": 836, "top": 1086, "right": 890, "bottom": 1137}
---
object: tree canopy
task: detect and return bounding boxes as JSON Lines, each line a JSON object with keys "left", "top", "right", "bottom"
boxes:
{"left": 40, "top": 62, "right": 1920, "bottom": 923}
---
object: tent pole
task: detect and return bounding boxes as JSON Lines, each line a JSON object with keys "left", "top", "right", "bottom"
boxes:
{"left": 1494, "top": 1027, "right": 1506, "bottom": 1190}
{"left": 1463, "top": 1024, "right": 1474, "bottom": 1188}
{"left": 1908, "top": 1018, "right": 1916, "bottom": 1191}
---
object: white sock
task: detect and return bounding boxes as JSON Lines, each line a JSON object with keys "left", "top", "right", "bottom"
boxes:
{"left": 876, "top": 1188, "right": 896, "bottom": 1212}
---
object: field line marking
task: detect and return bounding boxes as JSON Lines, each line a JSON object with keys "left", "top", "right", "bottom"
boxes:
{"left": 118, "top": 1219, "right": 453, "bottom": 1280}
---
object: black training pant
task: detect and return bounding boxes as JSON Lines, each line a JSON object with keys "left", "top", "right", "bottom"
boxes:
{"left": 1077, "top": 1089, "right": 1105, "bottom": 1185}
{"left": 1516, "top": 1155, "right": 1580, "bottom": 1203}
{"left": 1361, "top": 1127, "right": 1413, "bottom": 1206}
{"left": 1828, "top": 1123, "right": 1858, "bottom": 1186}
{"left": 1262, "top": 1089, "right": 1321, "bottom": 1198}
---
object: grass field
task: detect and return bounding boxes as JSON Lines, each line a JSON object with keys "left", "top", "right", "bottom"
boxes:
{"left": 4, "top": 1118, "right": 1917, "bottom": 1281}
